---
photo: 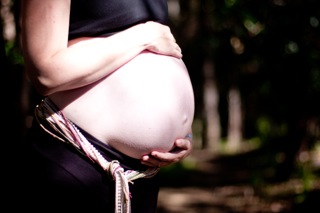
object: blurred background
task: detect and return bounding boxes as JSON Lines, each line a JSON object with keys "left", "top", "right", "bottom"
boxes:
{"left": 1, "top": 0, "right": 320, "bottom": 212}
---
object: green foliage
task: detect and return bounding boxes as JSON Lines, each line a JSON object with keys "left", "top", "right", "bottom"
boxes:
{"left": 5, "top": 40, "right": 24, "bottom": 65}
{"left": 256, "top": 116, "right": 288, "bottom": 140}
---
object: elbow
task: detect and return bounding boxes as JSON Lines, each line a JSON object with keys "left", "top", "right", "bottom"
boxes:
{"left": 25, "top": 68, "right": 59, "bottom": 96}
{"left": 24, "top": 56, "right": 68, "bottom": 96}
{"left": 33, "top": 81, "right": 54, "bottom": 96}
{"left": 29, "top": 75, "right": 57, "bottom": 96}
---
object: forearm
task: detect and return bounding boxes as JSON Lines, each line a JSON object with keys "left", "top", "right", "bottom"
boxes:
{"left": 25, "top": 25, "right": 150, "bottom": 96}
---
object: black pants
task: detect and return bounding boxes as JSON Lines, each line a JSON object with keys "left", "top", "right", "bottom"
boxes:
{"left": 17, "top": 119, "right": 159, "bottom": 212}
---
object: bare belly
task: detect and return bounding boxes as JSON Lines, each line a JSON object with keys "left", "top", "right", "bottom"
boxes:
{"left": 49, "top": 51, "right": 195, "bottom": 158}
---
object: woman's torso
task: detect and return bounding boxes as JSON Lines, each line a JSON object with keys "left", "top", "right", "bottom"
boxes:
{"left": 48, "top": 0, "right": 194, "bottom": 159}
{"left": 49, "top": 50, "right": 194, "bottom": 159}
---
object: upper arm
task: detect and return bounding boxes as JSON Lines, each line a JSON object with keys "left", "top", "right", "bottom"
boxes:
{"left": 20, "top": 0, "right": 71, "bottom": 91}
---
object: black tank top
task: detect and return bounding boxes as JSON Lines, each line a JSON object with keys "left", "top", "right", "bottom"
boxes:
{"left": 69, "top": 0, "right": 168, "bottom": 40}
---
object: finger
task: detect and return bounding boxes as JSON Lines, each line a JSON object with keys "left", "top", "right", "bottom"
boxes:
{"left": 174, "top": 139, "right": 191, "bottom": 151}
{"left": 141, "top": 155, "right": 162, "bottom": 167}
{"left": 175, "top": 43, "right": 181, "bottom": 52}
{"left": 150, "top": 151, "right": 184, "bottom": 162}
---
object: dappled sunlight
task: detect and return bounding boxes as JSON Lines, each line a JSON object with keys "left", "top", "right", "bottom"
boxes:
{"left": 158, "top": 185, "right": 293, "bottom": 213}
{"left": 158, "top": 146, "right": 320, "bottom": 212}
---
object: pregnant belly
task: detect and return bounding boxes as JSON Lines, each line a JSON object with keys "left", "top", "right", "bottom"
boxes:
{"left": 51, "top": 51, "right": 195, "bottom": 159}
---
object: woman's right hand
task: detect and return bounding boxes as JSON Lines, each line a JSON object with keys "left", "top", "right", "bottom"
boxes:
{"left": 141, "top": 136, "right": 193, "bottom": 168}
{"left": 139, "top": 21, "right": 183, "bottom": 59}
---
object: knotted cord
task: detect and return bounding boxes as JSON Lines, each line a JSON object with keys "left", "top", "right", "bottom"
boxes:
{"left": 34, "top": 98, "right": 160, "bottom": 213}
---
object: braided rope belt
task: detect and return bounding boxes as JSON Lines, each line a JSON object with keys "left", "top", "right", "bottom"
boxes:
{"left": 34, "top": 98, "right": 160, "bottom": 213}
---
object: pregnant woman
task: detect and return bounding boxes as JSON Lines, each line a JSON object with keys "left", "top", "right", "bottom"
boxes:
{"left": 19, "top": 0, "right": 194, "bottom": 213}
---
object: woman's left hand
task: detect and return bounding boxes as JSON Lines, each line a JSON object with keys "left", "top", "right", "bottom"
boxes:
{"left": 141, "top": 135, "right": 193, "bottom": 168}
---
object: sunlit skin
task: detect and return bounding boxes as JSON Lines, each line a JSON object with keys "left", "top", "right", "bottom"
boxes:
{"left": 50, "top": 51, "right": 195, "bottom": 159}
{"left": 21, "top": 0, "right": 194, "bottom": 167}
